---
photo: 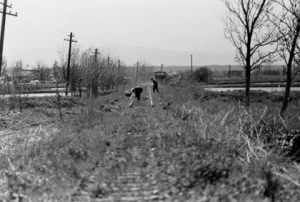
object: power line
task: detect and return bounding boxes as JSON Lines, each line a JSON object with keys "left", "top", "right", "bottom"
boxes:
{"left": 92, "top": 48, "right": 100, "bottom": 63}
{"left": 118, "top": 59, "right": 121, "bottom": 68}
{"left": 92, "top": 48, "right": 100, "bottom": 76}
{"left": 64, "top": 32, "right": 77, "bottom": 95}
{"left": 90, "top": 48, "right": 100, "bottom": 98}
{"left": 0, "top": 0, "right": 17, "bottom": 76}
{"left": 190, "top": 54, "right": 193, "bottom": 72}
{"left": 135, "top": 61, "right": 139, "bottom": 86}
{"left": 107, "top": 56, "right": 110, "bottom": 65}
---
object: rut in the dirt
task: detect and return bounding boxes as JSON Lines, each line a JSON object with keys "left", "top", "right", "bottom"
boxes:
{"left": 72, "top": 145, "right": 166, "bottom": 201}
{"left": 72, "top": 100, "right": 168, "bottom": 201}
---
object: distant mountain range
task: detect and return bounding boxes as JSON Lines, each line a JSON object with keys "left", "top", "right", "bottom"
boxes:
{"left": 102, "top": 44, "right": 236, "bottom": 67}
{"left": 102, "top": 45, "right": 285, "bottom": 72}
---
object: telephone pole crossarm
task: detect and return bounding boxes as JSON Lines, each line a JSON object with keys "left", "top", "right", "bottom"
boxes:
{"left": 92, "top": 48, "right": 100, "bottom": 60}
{"left": 92, "top": 48, "right": 100, "bottom": 69}
{"left": 0, "top": 10, "right": 17, "bottom": 16}
{"left": 0, "top": 2, "right": 12, "bottom": 8}
{"left": 64, "top": 39, "right": 77, "bottom": 43}
{"left": 0, "top": 2, "right": 11, "bottom": 8}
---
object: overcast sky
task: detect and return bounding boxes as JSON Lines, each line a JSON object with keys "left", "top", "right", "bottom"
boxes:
{"left": 3, "top": 0, "right": 236, "bottom": 67}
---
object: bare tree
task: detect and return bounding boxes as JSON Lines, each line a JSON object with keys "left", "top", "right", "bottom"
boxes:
{"left": 70, "top": 47, "right": 81, "bottom": 93}
{"left": 271, "top": 0, "right": 300, "bottom": 115}
{"left": 11, "top": 60, "right": 24, "bottom": 111}
{"left": 79, "top": 48, "right": 101, "bottom": 98}
{"left": 52, "top": 60, "right": 64, "bottom": 83}
{"left": 57, "top": 47, "right": 67, "bottom": 82}
{"left": 222, "top": 0, "right": 278, "bottom": 106}
{"left": 66, "top": 48, "right": 127, "bottom": 98}
{"left": 34, "top": 62, "right": 51, "bottom": 84}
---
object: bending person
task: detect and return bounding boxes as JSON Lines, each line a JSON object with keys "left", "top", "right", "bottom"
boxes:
{"left": 129, "top": 86, "right": 143, "bottom": 107}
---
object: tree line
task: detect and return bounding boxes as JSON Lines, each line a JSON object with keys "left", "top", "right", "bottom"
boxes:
{"left": 58, "top": 47, "right": 128, "bottom": 97}
{"left": 3, "top": 47, "right": 129, "bottom": 98}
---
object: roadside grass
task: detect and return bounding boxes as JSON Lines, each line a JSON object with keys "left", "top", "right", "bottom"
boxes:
{"left": 154, "top": 85, "right": 300, "bottom": 200}
{"left": 0, "top": 85, "right": 300, "bottom": 201}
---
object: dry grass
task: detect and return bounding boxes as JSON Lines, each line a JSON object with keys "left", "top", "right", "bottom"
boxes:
{"left": 0, "top": 85, "right": 299, "bottom": 201}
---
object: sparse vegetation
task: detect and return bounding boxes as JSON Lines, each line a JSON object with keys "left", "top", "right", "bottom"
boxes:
{"left": 1, "top": 1, "right": 300, "bottom": 201}
{"left": 0, "top": 81, "right": 299, "bottom": 201}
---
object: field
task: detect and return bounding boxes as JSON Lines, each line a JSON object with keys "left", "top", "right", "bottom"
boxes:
{"left": 0, "top": 84, "right": 300, "bottom": 201}
{"left": 209, "top": 75, "right": 300, "bottom": 86}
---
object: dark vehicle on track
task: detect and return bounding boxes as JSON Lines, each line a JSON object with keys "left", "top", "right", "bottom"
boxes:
{"left": 154, "top": 71, "right": 167, "bottom": 80}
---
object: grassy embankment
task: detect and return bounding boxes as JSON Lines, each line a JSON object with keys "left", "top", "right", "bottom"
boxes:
{"left": 0, "top": 84, "right": 300, "bottom": 201}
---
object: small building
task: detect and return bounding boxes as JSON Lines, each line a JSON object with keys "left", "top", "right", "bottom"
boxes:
{"left": 6, "top": 68, "right": 35, "bottom": 82}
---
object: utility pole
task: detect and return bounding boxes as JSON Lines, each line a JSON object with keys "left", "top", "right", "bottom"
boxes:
{"left": 92, "top": 48, "right": 100, "bottom": 77}
{"left": 117, "top": 59, "right": 121, "bottom": 90}
{"left": 64, "top": 32, "right": 77, "bottom": 95}
{"left": 190, "top": 54, "right": 193, "bottom": 73}
{"left": 0, "top": 0, "right": 17, "bottom": 76}
{"left": 118, "top": 59, "right": 121, "bottom": 68}
{"left": 135, "top": 61, "right": 139, "bottom": 86}
{"left": 92, "top": 48, "right": 100, "bottom": 74}
{"left": 228, "top": 65, "right": 231, "bottom": 84}
{"left": 92, "top": 48, "right": 100, "bottom": 63}
{"left": 90, "top": 48, "right": 100, "bottom": 98}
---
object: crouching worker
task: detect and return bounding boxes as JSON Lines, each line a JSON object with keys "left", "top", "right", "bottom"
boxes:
{"left": 125, "top": 86, "right": 143, "bottom": 107}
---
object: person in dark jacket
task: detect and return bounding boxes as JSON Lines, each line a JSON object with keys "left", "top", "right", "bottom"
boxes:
{"left": 151, "top": 78, "right": 159, "bottom": 93}
{"left": 129, "top": 86, "right": 143, "bottom": 107}
{"left": 131, "top": 86, "right": 143, "bottom": 100}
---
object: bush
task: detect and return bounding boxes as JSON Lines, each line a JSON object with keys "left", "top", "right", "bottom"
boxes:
{"left": 262, "top": 69, "right": 281, "bottom": 76}
{"left": 193, "top": 67, "right": 213, "bottom": 83}
{"left": 167, "top": 67, "right": 213, "bottom": 86}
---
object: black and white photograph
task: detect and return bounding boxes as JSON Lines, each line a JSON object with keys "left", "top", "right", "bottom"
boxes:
{"left": 0, "top": 0, "right": 300, "bottom": 201}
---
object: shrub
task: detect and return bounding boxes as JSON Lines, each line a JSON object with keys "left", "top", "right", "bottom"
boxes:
{"left": 192, "top": 67, "right": 213, "bottom": 83}
{"left": 262, "top": 69, "right": 281, "bottom": 76}
{"left": 167, "top": 68, "right": 213, "bottom": 86}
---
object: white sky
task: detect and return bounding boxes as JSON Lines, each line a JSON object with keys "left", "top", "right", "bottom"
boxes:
{"left": 3, "top": 0, "right": 236, "bottom": 67}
